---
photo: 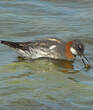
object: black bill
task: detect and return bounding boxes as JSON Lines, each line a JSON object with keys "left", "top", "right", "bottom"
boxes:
{"left": 80, "top": 55, "right": 90, "bottom": 68}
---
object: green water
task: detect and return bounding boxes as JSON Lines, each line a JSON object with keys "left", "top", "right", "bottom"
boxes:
{"left": 0, "top": 0, "right": 93, "bottom": 110}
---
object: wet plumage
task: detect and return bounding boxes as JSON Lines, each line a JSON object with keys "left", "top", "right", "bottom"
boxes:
{"left": 0, "top": 38, "right": 67, "bottom": 60}
{"left": 0, "top": 37, "right": 90, "bottom": 68}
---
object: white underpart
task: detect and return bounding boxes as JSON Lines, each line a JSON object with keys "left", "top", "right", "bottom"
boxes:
{"left": 70, "top": 47, "right": 77, "bottom": 55}
{"left": 49, "top": 45, "right": 56, "bottom": 50}
{"left": 17, "top": 49, "right": 31, "bottom": 57}
{"left": 16, "top": 45, "right": 57, "bottom": 59}
{"left": 29, "top": 47, "right": 48, "bottom": 58}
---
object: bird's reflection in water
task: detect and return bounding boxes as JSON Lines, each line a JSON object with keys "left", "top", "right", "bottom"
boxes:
{"left": 53, "top": 59, "right": 74, "bottom": 72}
{"left": 16, "top": 56, "right": 78, "bottom": 73}
{"left": 52, "top": 59, "right": 79, "bottom": 73}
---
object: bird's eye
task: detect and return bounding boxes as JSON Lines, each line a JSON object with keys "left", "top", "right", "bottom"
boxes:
{"left": 77, "top": 45, "right": 82, "bottom": 50}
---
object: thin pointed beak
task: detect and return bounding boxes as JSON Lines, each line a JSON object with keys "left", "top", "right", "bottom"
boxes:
{"left": 80, "top": 55, "right": 90, "bottom": 68}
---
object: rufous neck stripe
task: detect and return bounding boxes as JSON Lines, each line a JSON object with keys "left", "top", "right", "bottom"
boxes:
{"left": 65, "top": 41, "right": 75, "bottom": 60}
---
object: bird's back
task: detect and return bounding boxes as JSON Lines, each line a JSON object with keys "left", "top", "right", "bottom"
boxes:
{"left": 0, "top": 38, "right": 67, "bottom": 59}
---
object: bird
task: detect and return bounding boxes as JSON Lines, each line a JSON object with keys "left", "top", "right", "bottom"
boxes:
{"left": 0, "top": 37, "right": 90, "bottom": 68}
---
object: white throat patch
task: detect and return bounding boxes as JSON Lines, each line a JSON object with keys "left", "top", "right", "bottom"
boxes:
{"left": 70, "top": 47, "right": 77, "bottom": 55}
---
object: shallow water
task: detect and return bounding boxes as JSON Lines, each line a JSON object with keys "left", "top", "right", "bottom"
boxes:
{"left": 0, "top": 0, "right": 93, "bottom": 110}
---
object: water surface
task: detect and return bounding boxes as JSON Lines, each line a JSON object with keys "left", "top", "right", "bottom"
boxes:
{"left": 0, "top": 0, "right": 93, "bottom": 110}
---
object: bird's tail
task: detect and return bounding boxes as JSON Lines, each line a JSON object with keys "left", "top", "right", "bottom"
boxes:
{"left": 0, "top": 40, "right": 21, "bottom": 48}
